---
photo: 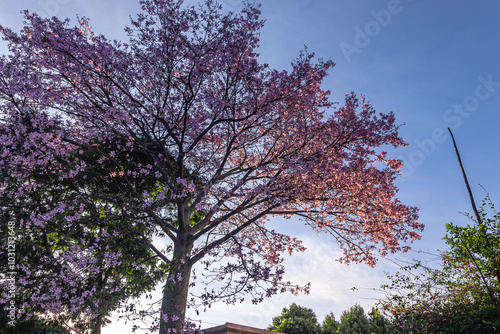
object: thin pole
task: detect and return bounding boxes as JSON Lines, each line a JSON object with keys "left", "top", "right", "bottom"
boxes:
{"left": 447, "top": 128, "right": 482, "bottom": 226}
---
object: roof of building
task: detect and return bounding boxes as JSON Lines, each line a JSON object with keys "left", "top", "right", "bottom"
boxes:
{"left": 202, "top": 322, "right": 283, "bottom": 334}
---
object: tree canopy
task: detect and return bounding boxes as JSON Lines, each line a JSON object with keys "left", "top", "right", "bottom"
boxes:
{"left": 0, "top": 0, "right": 421, "bottom": 333}
{"left": 267, "top": 304, "right": 390, "bottom": 334}
{"left": 321, "top": 313, "right": 339, "bottom": 334}
{"left": 268, "top": 303, "right": 321, "bottom": 334}
{"left": 337, "top": 304, "right": 371, "bottom": 334}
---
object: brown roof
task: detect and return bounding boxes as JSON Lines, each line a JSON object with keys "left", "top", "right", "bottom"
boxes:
{"left": 202, "top": 322, "right": 283, "bottom": 334}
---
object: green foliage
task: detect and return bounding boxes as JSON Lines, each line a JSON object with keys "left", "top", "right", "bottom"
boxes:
{"left": 377, "top": 195, "right": 500, "bottom": 333}
{"left": 268, "top": 303, "right": 321, "bottom": 334}
{"left": 0, "top": 311, "right": 69, "bottom": 334}
{"left": 367, "top": 308, "right": 391, "bottom": 334}
{"left": 321, "top": 312, "right": 339, "bottom": 334}
{"left": 337, "top": 304, "right": 370, "bottom": 334}
{"left": 443, "top": 194, "right": 500, "bottom": 307}
{"left": 0, "top": 143, "right": 166, "bottom": 331}
{"left": 267, "top": 304, "right": 394, "bottom": 334}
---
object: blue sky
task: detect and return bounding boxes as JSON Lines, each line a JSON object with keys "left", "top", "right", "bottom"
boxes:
{"left": 1, "top": 0, "right": 500, "bottom": 331}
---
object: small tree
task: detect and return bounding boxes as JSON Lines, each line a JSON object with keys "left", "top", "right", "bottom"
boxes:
{"left": 367, "top": 307, "right": 391, "bottom": 334}
{"left": 338, "top": 304, "right": 370, "bottom": 334}
{"left": 321, "top": 312, "right": 339, "bottom": 334}
{"left": 377, "top": 198, "right": 500, "bottom": 333}
{"left": 268, "top": 303, "right": 321, "bottom": 334}
{"left": 443, "top": 195, "right": 500, "bottom": 311}
{"left": 0, "top": 141, "right": 165, "bottom": 333}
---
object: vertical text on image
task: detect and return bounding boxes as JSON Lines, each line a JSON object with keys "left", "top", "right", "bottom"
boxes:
{"left": 6, "top": 220, "right": 17, "bottom": 326}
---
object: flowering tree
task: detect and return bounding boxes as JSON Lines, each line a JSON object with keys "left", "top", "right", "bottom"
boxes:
{"left": 0, "top": 0, "right": 422, "bottom": 333}
{"left": 0, "top": 125, "right": 165, "bottom": 333}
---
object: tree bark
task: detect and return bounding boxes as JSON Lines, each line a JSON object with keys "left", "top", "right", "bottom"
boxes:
{"left": 159, "top": 238, "right": 193, "bottom": 334}
{"left": 91, "top": 316, "right": 102, "bottom": 334}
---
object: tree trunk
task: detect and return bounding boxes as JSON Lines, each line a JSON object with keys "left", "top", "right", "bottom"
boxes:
{"left": 159, "top": 240, "right": 193, "bottom": 334}
{"left": 91, "top": 315, "right": 102, "bottom": 334}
